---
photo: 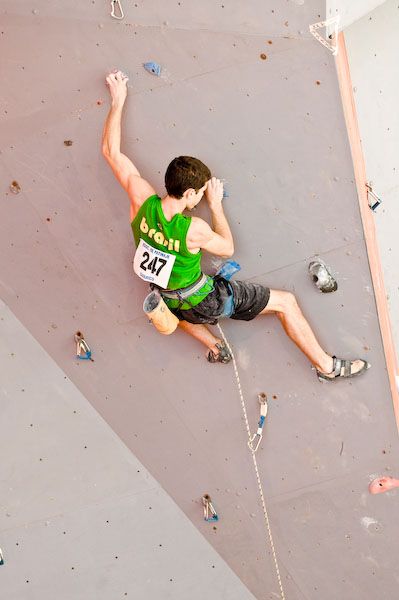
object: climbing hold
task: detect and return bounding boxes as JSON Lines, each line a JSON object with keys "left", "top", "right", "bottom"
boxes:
{"left": 308, "top": 259, "right": 337, "bottom": 293}
{"left": 9, "top": 181, "right": 21, "bottom": 194}
{"left": 309, "top": 16, "right": 340, "bottom": 56}
{"left": 260, "top": 53, "right": 267, "bottom": 60}
{"left": 64, "top": 140, "right": 73, "bottom": 146}
{"left": 110, "top": 0, "right": 124, "bottom": 20}
{"left": 74, "top": 331, "right": 92, "bottom": 360}
{"left": 215, "top": 259, "right": 241, "bottom": 281}
{"left": 369, "top": 476, "right": 399, "bottom": 495}
{"left": 0, "top": 548, "right": 3, "bottom": 565}
{"left": 202, "top": 494, "right": 219, "bottom": 522}
{"left": 222, "top": 185, "right": 229, "bottom": 199}
{"left": 143, "top": 61, "right": 162, "bottom": 77}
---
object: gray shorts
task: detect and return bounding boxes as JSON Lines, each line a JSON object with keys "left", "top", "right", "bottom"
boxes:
{"left": 172, "top": 277, "right": 270, "bottom": 325}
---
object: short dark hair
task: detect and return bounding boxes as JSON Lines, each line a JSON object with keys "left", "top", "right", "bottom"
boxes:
{"left": 165, "top": 156, "right": 211, "bottom": 199}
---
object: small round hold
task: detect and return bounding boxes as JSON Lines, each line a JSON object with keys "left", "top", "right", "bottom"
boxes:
{"left": 10, "top": 180, "right": 21, "bottom": 194}
{"left": 260, "top": 53, "right": 267, "bottom": 60}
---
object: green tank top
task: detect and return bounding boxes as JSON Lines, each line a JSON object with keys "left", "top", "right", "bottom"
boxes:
{"left": 131, "top": 194, "right": 202, "bottom": 292}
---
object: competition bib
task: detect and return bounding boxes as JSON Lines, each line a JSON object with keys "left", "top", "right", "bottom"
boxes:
{"left": 133, "top": 238, "right": 176, "bottom": 289}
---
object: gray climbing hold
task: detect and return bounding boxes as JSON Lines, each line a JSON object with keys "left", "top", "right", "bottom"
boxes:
{"left": 143, "top": 61, "right": 162, "bottom": 77}
{"left": 308, "top": 259, "right": 337, "bottom": 293}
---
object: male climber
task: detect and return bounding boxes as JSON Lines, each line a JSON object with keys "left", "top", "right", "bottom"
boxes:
{"left": 102, "top": 70, "right": 370, "bottom": 381}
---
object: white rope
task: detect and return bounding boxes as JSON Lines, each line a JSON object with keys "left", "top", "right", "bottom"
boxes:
{"left": 217, "top": 323, "right": 286, "bottom": 600}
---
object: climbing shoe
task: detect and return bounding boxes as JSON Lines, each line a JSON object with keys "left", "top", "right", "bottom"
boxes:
{"left": 316, "top": 356, "right": 370, "bottom": 382}
{"left": 206, "top": 341, "right": 232, "bottom": 364}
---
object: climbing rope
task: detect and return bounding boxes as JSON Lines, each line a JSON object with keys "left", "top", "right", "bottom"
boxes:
{"left": 217, "top": 323, "right": 286, "bottom": 600}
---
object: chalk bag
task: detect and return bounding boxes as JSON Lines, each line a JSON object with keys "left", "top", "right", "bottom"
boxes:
{"left": 143, "top": 289, "right": 179, "bottom": 335}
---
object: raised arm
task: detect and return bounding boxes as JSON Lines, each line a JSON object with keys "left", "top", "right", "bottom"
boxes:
{"left": 187, "top": 177, "right": 234, "bottom": 257}
{"left": 102, "top": 70, "right": 155, "bottom": 215}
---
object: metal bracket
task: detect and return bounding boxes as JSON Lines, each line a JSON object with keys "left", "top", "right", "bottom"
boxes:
{"left": 248, "top": 393, "right": 268, "bottom": 453}
{"left": 74, "top": 331, "right": 92, "bottom": 360}
{"left": 309, "top": 16, "right": 340, "bottom": 56}
{"left": 202, "top": 494, "right": 219, "bottom": 522}
{"left": 366, "top": 183, "right": 382, "bottom": 212}
{"left": 110, "top": 0, "right": 124, "bottom": 20}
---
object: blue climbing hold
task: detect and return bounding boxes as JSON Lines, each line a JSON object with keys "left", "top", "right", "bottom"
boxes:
{"left": 223, "top": 185, "right": 229, "bottom": 198}
{"left": 143, "top": 61, "right": 162, "bottom": 77}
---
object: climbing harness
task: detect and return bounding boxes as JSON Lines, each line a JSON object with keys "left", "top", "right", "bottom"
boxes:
{"left": 161, "top": 273, "right": 208, "bottom": 301}
{"left": 202, "top": 494, "right": 219, "bottom": 522}
{"left": 110, "top": 0, "right": 124, "bottom": 19}
{"left": 366, "top": 183, "right": 382, "bottom": 212}
{"left": 248, "top": 392, "right": 268, "bottom": 453}
{"left": 216, "top": 323, "right": 286, "bottom": 600}
{"left": 309, "top": 16, "right": 340, "bottom": 56}
{"left": 74, "top": 331, "right": 92, "bottom": 360}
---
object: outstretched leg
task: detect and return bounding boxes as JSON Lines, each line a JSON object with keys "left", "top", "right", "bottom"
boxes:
{"left": 259, "top": 290, "right": 365, "bottom": 377}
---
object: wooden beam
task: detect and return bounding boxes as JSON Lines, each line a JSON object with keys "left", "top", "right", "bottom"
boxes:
{"left": 335, "top": 32, "right": 399, "bottom": 428}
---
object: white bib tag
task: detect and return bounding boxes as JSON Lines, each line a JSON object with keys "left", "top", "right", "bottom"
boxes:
{"left": 133, "top": 238, "right": 176, "bottom": 289}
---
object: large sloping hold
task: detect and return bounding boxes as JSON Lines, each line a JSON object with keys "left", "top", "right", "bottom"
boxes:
{"left": 1, "top": 2, "right": 399, "bottom": 599}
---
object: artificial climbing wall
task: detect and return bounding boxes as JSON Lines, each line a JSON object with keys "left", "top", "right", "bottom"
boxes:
{"left": 1, "top": 2, "right": 399, "bottom": 599}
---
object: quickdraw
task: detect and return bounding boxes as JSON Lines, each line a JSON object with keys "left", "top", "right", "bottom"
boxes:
{"left": 366, "top": 183, "right": 382, "bottom": 212}
{"left": 248, "top": 392, "right": 268, "bottom": 453}
{"left": 202, "top": 494, "right": 219, "bottom": 522}
{"left": 74, "top": 331, "right": 92, "bottom": 360}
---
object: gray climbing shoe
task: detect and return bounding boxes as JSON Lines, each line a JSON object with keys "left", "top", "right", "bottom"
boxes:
{"left": 206, "top": 341, "right": 232, "bottom": 364}
{"left": 316, "top": 355, "right": 370, "bottom": 382}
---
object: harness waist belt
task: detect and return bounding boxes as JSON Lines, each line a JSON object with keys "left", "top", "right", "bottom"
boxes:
{"left": 160, "top": 273, "right": 208, "bottom": 300}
